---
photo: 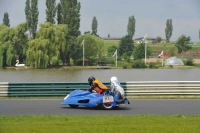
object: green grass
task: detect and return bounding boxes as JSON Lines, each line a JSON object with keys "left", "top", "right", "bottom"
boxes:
{"left": 0, "top": 115, "right": 200, "bottom": 133}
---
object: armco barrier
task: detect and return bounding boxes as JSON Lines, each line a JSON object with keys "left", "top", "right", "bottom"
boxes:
{"left": 124, "top": 81, "right": 200, "bottom": 96}
{"left": 0, "top": 81, "right": 200, "bottom": 97}
{"left": 0, "top": 82, "right": 8, "bottom": 97}
{"left": 7, "top": 82, "right": 95, "bottom": 97}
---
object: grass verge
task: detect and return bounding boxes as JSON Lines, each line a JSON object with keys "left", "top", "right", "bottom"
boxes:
{"left": 0, "top": 115, "right": 200, "bottom": 133}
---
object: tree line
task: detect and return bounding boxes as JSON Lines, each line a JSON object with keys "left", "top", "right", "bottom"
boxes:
{"left": 0, "top": 0, "right": 82, "bottom": 68}
{"left": 0, "top": 0, "right": 193, "bottom": 68}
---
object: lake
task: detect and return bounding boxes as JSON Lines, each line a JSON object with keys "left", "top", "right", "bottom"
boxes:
{"left": 0, "top": 68, "right": 200, "bottom": 82}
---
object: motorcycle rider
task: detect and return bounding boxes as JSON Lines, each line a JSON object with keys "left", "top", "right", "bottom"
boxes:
{"left": 87, "top": 76, "right": 108, "bottom": 94}
{"left": 110, "top": 76, "right": 127, "bottom": 104}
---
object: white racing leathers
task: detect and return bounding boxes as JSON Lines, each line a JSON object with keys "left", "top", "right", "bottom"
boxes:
{"left": 110, "top": 76, "right": 125, "bottom": 100}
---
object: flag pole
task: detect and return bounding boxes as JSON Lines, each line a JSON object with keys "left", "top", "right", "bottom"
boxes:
{"left": 83, "top": 42, "right": 84, "bottom": 66}
{"left": 142, "top": 34, "right": 147, "bottom": 64}
{"left": 116, "top": 49, "right": 117, "bottom": 67}
{"left": 82, "top": 39, "right": 84, "bottom": 66}
{"left": 162, "top": 49, "right": 165, "bottom": 67}
{"left": 162, "top": 45, "right": 166, "bottom": 67}
{"left": 112, "top": 49, "right": 117, "bottom": 67}
{"left": 145, "top": 34, "right": 147, "bottom": 64}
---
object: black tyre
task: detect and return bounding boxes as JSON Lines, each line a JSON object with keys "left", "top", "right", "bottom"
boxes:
{"left": 69, "top": 104, "right": 79, "bottom": 108}
{"left": 102, "top": 103, "right": 113, "bottom": 109}
{"left": 113, "top": 106, "right": 119, "bottom": 109}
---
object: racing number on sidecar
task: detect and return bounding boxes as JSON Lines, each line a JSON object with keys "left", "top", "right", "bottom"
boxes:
{"left": 103, "top": 96, "right": 114, "bottom": 103}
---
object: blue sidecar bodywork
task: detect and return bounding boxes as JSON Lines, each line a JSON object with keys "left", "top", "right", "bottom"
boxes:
{"left": 61, "top": 89, "right": 130, "bottom": 109}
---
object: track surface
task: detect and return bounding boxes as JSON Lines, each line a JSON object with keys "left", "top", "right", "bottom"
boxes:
{"left": 0, "top": 99, "right": 200, "bottom": 116}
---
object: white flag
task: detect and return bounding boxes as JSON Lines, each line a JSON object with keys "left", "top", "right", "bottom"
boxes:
{"left": 144, "top": 34, "right": 147, "bottom": 39}
{"left": 81, "top": 39, "right": 84, "bottom": 45}
{"left": 158, "top": 50, "right": 163, "bottom": 57}
{"left": 142, "top": 34, "right": 147, "bottom": 42}
{"left": 112, "top": 49, "right": 117, "bottom": 57}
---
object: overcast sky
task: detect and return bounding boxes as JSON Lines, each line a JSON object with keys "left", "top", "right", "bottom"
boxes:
{"left": 0, "top": 0, "right": 200, "bottom": 41}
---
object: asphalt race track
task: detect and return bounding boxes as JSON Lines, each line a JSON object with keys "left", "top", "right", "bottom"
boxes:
{"left": 0, "top": 99, "right": 200, "bottom": 116}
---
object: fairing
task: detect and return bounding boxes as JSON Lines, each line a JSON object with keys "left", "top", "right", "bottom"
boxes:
{"left": 61, "top": 89, "right": 129, "bottom": 107}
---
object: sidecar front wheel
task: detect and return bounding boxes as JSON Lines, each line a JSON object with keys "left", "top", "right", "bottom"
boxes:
{"left": 69, "top": 104, "right": 79, "bottom": 108}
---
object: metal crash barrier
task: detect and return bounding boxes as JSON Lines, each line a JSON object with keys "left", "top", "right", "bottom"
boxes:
{"left": 0, "top": 81, "right": 200, "bottom": 97}
{"left": 0, "top": 82, "right": 9, "bottom": 97}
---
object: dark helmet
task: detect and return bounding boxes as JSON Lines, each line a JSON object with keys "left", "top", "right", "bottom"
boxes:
{"left": 88, "top": 76, "right": 95, "bottom": 85}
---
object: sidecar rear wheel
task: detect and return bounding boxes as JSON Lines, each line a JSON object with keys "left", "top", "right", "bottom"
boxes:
{"left": 69, "top": 104, "right": 79, "bottom": 108}
{"left": 102, "top": 103, "right": 113, "bottom": 109}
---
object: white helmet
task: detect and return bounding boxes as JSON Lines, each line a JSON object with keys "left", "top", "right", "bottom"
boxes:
{"left": 110, "top": 76, "right": 119, "bottom": 83}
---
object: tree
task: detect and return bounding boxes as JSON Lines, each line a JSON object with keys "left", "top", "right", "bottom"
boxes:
{"left": 175, "top": 35, "right": 192, "bottom": 54}
{"left": 26, "top": 22, "right": 68, "bottom": 68}
{"left": 133, "top": 42, "right": 151, "bottom": 60}
{"left": 13, "top": 23, "right": 29, "bottom": 63}
{"left": 127, "top": 15, "right": 135, "bottom": 39}
{"left": 67, "top": 37, "right": 82, "bottom": 65}
{"left": 0, "top": 24, "right": 13, "bottom": 67}
{"left": 25, "top": 0, "right": 31, "bottom": 37}
{"left": 56, "top": 3, "right": 63, "bottom": 24}
{"left": 118, "top": 35, "right": 134, "bottom": 57}
{"left": 3, "top": 12, "right": 10, "bottom": 27}
{"left": 46, "top": 0, "right": 56, "bottom": 24}
{"left": 156, "top": 36, "right": 162, "bottom": 43}
{"left": 25, "top": 0, "right": 39, "bottom": 39}
{"left": 84, "top": 31, "right": 90, "bottom": 34}
{"left": 169, "top": 47, "right": 175, "bottom": 57}
{"left": 60, "top": 0, "right": 81, "bottom": 36}
{"left": 54, "top": 24, "right": 69, "bottom": 65}
{"left": 59, "top": 0, "right": 81, "bottom": 65}
{"left": 107, "top": 45, "right": 117, "bottom": 56}
{"left": 78, "top": 34, "right": 105, "bottom": 61}
{"left": 91, "top": 16, "right": 98, "bottom": 35}
{"left": 0, "top": 23, "right": 28, "bottom": 67}
{"left": 60, "top": 0, "right": 66, "bottom": 24}
{"left": 165, "top": 19, "right": 173, "bottom": 43}
{"left": 77, "top": 30, "right": 81, "bottom": 36}
{"left": 31, "top": 0, "right": 39, "bottom": 39}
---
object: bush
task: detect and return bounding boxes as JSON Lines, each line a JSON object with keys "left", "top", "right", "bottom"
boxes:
{"left": 156, "top": 36, "right": 162, "bottom": 43}
{"left": 133, "top": 43, "right": 152, "bottom": 60}
{"left": 149, "top": 62, "right": 156, "bottom": 68}
{"left": 169, "top": 47, "right": 175, "bottom": 57}
{"left": 155, "top": 59, "right": 162, "bottom": 68}
{"left": 132, "top": 59, "right": 146, "bottom": 68}
{"left": 185, "top": 58, "right": 194, "bottom": 66}
{"left": 194, "top": 64, "right": 200, "bottom": 68}
{"left": 122, "top": 63, "right": 128, "bottom": 69}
